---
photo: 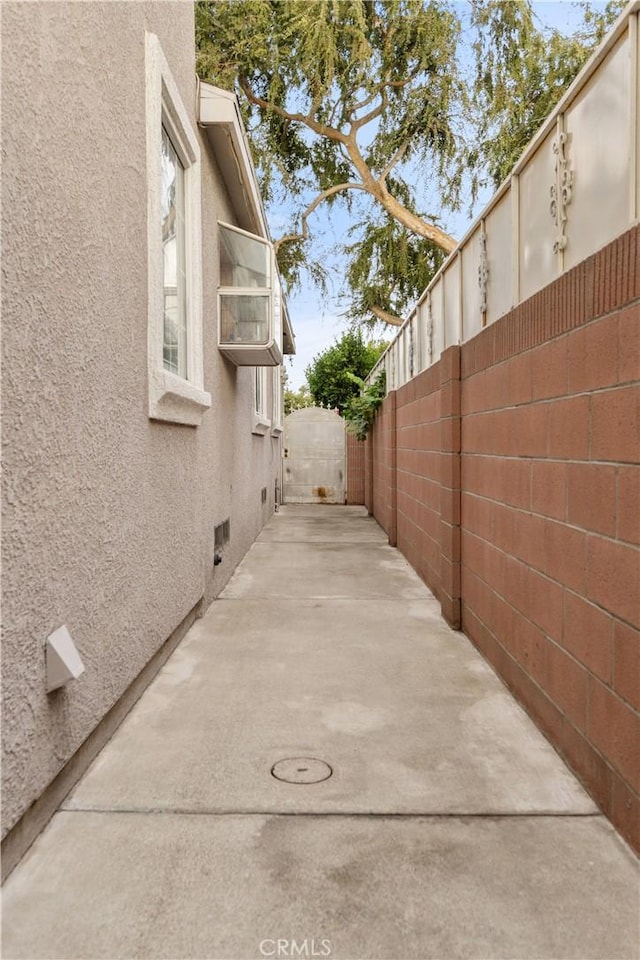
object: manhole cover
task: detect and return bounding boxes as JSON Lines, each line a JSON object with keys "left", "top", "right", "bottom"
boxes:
{"left": 271, "top": 757, "right": 333, "bottom": 784}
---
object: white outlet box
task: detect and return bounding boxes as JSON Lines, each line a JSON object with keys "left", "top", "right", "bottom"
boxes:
{"left": 45, "top": 625, "right": 85, "bottom": 693}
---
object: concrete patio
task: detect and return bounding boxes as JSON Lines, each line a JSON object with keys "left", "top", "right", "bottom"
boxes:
{"left": 2, "top": 505, "right": 638, "bottom": 959}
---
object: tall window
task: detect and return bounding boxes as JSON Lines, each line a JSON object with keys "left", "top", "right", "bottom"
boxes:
{"left": 255, "top": 367, "right": 266, "bottom": 417}
{"left": 145, "top": 33, "right": 210, "bottom": 425}
{"left": 252, "top": 366, "right": 270, "bottom": 435}
{"left": 161, "top": 128, "right": 187, "bottom": 377}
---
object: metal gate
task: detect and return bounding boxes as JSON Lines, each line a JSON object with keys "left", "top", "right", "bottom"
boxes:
{"left": 283, "top": 407, "right": 346, "bottom": 504}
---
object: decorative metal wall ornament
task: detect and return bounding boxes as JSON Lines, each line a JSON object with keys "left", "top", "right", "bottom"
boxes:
{"left": 478, "top": 225, "right": 489, "bottom": 322}
{"left": 550, "top": 130, "right": 573, "bottom": 253}
{"left": 425, "top": 293, "right": 433, "bottom": 367}
{"left": 408, "top": 322, "right": 414, "bottom": 379}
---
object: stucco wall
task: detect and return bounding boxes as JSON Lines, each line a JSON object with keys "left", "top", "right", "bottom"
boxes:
{"left": 199, "top": 141, "right": 282, "bottom": 605}
{"left": 1, "top": 1, "right": 283, "bottom": 839}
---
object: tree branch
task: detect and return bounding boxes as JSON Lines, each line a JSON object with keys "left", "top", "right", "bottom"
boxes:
{"left": 338, "top": 141, "right": 350, "bottom": 164}
{"left": 371, "top": 305, "right": 404, "bottom": 326}
{"left": 239, "top": 77, "right": 348, "bottom": 143}
{"left": 273, "top": 233, "right": 304, "bottom": 254}
{"left": 274, "top": 182, "right": 369, "bottom": 252}
{"left": 348, "top": 85, "right": 383, "bottom": 117}
{"left": 350, "top": 65, "right": 423, "bottom": 131}
{"left": 239, "top": 79, "right": 457, "bottom": 255}
{"left": 386, "top": 64, "right": 423, "bottom": 88}
{"left": 378, "top": 140, "right": 410, "bottom": 184}
{"left": 328, "top": 96, "right": 343, "bottom": 128}
{"left": 351, "top": 86, "right": 388, "bottom": 131}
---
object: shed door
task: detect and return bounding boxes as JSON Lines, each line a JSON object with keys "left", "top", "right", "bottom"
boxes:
{"left": 283, "top": 407, "right": 346, "bottom": 504}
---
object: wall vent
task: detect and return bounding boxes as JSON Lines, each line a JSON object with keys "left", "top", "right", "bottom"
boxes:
{"left": 261, "top": 487, "right": 267, "bottom": 504}
{"left": 214, "top": 518, "right": 230, "bottom": 550}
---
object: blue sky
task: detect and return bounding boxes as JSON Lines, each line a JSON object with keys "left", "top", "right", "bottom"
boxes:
{"left": 275, "top": 1, "right": 613, "bottom": 389}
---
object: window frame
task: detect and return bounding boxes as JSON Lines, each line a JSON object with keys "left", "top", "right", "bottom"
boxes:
{"left": 145, "top": 33, "right": 211, "bottom": 425}
{"left": 218, "top": 222, "right": 272, "bottom": 350}
{"left": 217, "top": 221, "right": 282, "bottom": 366}
{"left": 252, "top": 366, "right": 271, "bottom": 435}
{"left": 160, "top": 125, "right": 187, "bottom": 378}
{"left": 271, "top": 367, "right": 283, "bottom": 436}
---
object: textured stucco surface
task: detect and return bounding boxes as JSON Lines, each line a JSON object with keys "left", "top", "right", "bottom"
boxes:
{"left": 1, "top": 1, "right": 283, "bottom": 838}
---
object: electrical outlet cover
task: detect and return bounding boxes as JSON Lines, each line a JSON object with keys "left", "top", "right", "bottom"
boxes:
{"left": 46, "top": 625, "right": 85, "bottom": 693}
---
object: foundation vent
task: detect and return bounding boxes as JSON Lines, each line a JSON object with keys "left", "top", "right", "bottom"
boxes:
{"left": 214, "top": 519, "right": 230, "bottom": 548}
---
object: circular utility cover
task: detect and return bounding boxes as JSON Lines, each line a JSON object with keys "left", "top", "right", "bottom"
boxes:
{"left": 271, "top": 757, "right": 333, "bottom": 784}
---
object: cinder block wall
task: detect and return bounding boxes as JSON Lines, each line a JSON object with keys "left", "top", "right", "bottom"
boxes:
{"left": 369, "top": 397, "right": 396, "bottom": 536}
{"left": 394, "top": 364, "right": 443, "bottom": 600}
{"left": 362, "top": 225, "right": 639, "bottom": 853}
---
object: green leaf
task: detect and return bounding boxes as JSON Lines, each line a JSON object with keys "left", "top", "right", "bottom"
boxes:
{"left": 306, "top": 330, "right": 387, "bottom": 414}
{"left": 344, "top": 371, "right": 387, "bottom": 440}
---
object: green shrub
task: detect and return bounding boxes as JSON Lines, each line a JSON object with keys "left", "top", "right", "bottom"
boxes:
{"left": 343, "top": 371, "right": 387, "bottom": 441}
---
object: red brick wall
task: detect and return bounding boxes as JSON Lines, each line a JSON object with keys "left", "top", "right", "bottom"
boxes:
{"left": 360, "top": 224, "right": 640, "bottom": 852}
{"left": 346, "top": 433, "right": 365, "bottom": 505}
{"left": 369, "top": 393, "right": 396, "bottom": 538}
{"left": 395, "top": 363, "right": 443, "bottom": 601}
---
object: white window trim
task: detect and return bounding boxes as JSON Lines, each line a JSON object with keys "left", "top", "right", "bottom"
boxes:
{"left": 217, "top": 221, "right": 280, "bottom": 359}
{"left": 252, "top": 366, "right": 271, "bottom": 435}
{"left": 271, "top": 367, "right": 283, "bottom": 436}
{"left": 145, "top": 33, "right": 211, "bottom": 425}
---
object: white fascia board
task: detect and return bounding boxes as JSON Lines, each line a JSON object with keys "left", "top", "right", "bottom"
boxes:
{"left": 198, "top": 82, "right": 270, "bottom": 239}
{"left": 282, "top": 299, "right": 296, "bottom": 356}
{"left": 199, "top": 81, "right": 296, "bottom": 348}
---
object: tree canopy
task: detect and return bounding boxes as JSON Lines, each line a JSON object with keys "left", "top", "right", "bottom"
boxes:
{"left": 284, "top": 382, "right": 315, "bottom": 416}
{"left": 305, "top": 330, "right": 387, "bottom": 413}
{"left": 196, "top": 0, "right": 624, "bottom": 326}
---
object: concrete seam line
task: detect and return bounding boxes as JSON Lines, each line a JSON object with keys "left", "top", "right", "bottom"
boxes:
{"left": 58, "top": 808, "right": 605, "bottom": 820}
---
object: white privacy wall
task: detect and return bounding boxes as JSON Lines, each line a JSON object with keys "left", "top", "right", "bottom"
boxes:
{"left": 371, "top": 2, "right": 640, "bottom": 388}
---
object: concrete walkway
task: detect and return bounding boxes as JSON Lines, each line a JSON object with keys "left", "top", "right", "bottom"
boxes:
{"left": 2, "top": 505, "right": 638, "bottom": 960}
